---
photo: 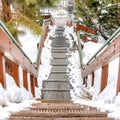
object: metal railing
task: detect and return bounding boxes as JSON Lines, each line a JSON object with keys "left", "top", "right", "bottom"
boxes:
{"left": 74, "top": 20, "right": 97, "bottom": 31}
{"left": 36, "top": 18, "right": 50, "bottom": 68}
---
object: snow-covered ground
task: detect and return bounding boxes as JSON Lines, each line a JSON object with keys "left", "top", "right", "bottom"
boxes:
{"left": 0, "top": 10, "right": 120, "bottom": 119}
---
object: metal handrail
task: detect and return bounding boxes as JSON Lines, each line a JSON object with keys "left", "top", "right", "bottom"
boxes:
{"left": 0, "top": 20, "right": 37, "bottom": 69}
{"left": 83, "top": 27, "right": 120, "bottom": 69}
{"left": 74, "top": 20, "right": 97, "bottom": 30}
{"left": 35, "top": 18, "right": 50, "bottom": 68}
{"left": 79, "top": 30, "right": 98, "bottom": 39}
{"left": 77, "top": 31, "right": 83, "bottom": 67}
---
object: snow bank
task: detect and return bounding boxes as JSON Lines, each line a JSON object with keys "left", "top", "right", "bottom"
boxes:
{"left": 65, "top": 26, "right": 92, "bottom": 101}
{"left": 93, "top": 58, "right": 119, "bottom": 105}
{"left": 0, "top": 83, "right": 8, "bottom": 106}
{"left": 0, "top": 73, "right": 39, "bottom": 119}
{"left": 6, "top": 73, "right": 23, "bottom": 103}
{"left": 82, "top": 41, "right": 103, "bottom": 65}
{"left": 6, "top": 73, "right": 33, "bottom": 103}
{"left": 18, "top": 27, "right": 40, "bottom": 63}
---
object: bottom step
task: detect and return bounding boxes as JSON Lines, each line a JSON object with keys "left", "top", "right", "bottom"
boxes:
{"left": 41, "top": 89, "right": 71, "bottom": 100}
{"left": 9, "top": 117, "right": 114, "bottom": 120}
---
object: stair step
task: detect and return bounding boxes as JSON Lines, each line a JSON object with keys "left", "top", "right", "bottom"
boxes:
{"left": 52, "top": 53, "right": 68, "bottom": 59}
{"left": 51, "top": 63, "right": 68, "bottom": 66}
{"left": 49, "top": 36, "right": 67, "bottom": 41}
{"left": 51, "top": 49, "right": 68, "bottom": 53}
{"left": 52, "top": 47, "right": 69, "bottom": 50}
{"left": 50, "top": 71, "right": 67, "bottom": 74}
{"left": 9, "top": 117, "right": 114, "bottom": 120}
{"left": 51, "top": 44, "right": 69, "bottom": 47}
{"left": 48, "top": 73, "right": 69, "bottom": 80}
{"left": 51, "top": 57, "right": 68, "bottom": 63}
{"left": 41, "top": 89, "right": 71, "bottom": 100}
{"left": 42, "top": 80, "right": 72, "bottom": 89}
{"left": 46, "top": 79, "right": 69, "bottom": 81}
{"left": 10, "top": 104, "right": 107, "bottom": 117}
{"left": 55, "top": 27, "right": 65, "bottom": 31}
{"left": 10, "top": 101, "right": 113, "bottom": 120}
{"left": 51, "top": 66, "right": 67, "bottom": 72}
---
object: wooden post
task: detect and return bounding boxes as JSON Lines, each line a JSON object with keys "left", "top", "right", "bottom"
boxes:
{"left": 0, "top": 53, "right": 5, "bottom": 88}
{"left": 92, "top": 72, "right": 94, "bottom": 86}
{"left": 23, "top": 70, "right": 28, "bottom": 90}
{"left": 100, "top": 64, "right": 108, "bottom": 92}
{"left": 12, "top": 62, "right": 19, "bottom": 87}
{"left": 116, "top": 57, "right": 120, "bottom": 95}
{"left": 85, "top": 76, "right": 87, "bottom": 87}
{"left": 30, "top": 74, "right": 35, "bottom": 97}
{"left": 34, "top": 77, "right": 38, "bottom": 87}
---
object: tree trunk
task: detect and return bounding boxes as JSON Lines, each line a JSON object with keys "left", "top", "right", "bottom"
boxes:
{"left": 98, "top": 25, "right": 109, "bottom": 40}
{"left": 2, "top": 0, "right": 12, "bottom": 22}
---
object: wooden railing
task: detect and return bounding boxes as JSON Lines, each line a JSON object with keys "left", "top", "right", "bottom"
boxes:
{"left": 0, "top": 20, "right": 38, "bottom": 97}
{"left": 79, "top": 27, "right": 120, "bottom": 94}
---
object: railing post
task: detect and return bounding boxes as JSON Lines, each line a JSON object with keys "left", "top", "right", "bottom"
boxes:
{"left": 34, "top": 77, "right": 38, "bottom": 87}
{"left": 92, "top": 72, "right": 94, "bottom": 86}
{"left": 100, "top": 64, "right": 108, "bottom": 92}
{"left": 0, "top": 53, "right": 6, "bottom": 88}
{"left": 12, "top": 62, "right": 19, "bottom": 87}
{"left": 116, "top": 57, "right": 120, "bottom": 95}
{"left": 30, "top": 74, "right": 35, "bottom": 97}
{"left": 23, "top": 69, "right": 28, "bottom": 90}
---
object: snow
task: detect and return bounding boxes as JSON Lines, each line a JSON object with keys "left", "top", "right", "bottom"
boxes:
{"left": 82, "top": 41, "right": 103, "bottom": 65}
{"left": 18, "top": 27, "right": 40, "bottom": 63}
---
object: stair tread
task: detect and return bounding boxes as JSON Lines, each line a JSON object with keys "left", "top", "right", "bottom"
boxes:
{"left": 42, "top": 89, "right": 71, "bottom": 91}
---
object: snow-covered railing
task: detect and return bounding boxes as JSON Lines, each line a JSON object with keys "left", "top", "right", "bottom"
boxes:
{"left": 81, "top": 27, "right": 120, "bottom": 94}
{"left": 0, "top": 20, "right": 38, "bottom": 96}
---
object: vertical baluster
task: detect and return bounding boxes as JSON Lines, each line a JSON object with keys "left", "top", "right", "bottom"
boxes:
{"left": 30, "top": 74, "right": 35, "bottom": 97}
{"left": 0, "top": 53, "right": 6, "bottom": 88}
{"left": 23, "top": 69, "right": 28, "bottom": 90}
{"left": 100, "top": 64, "right": 108, "bottom": 92}
{"left": 92, "top": 72, "right": 94, "bottom": 86}
{"left": 12, "top": 62, "right": 19, "bottom": 87}
{"left": 116, "top": 57, "right": 120, "bottom": 95}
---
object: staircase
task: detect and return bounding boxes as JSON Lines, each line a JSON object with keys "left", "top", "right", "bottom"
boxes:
{"left": 9, "top": 22, "right": 114, "bottom": 120}
{"left": 41, "top": 27, "right": 72, "bottom": 100}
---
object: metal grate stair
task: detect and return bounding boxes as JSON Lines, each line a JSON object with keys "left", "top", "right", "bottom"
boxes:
{"left": 42, "top": 26, "right": 71, "bottom": 100}
{"left": 9, "top": 100, "right": 114, "bottom": 120}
